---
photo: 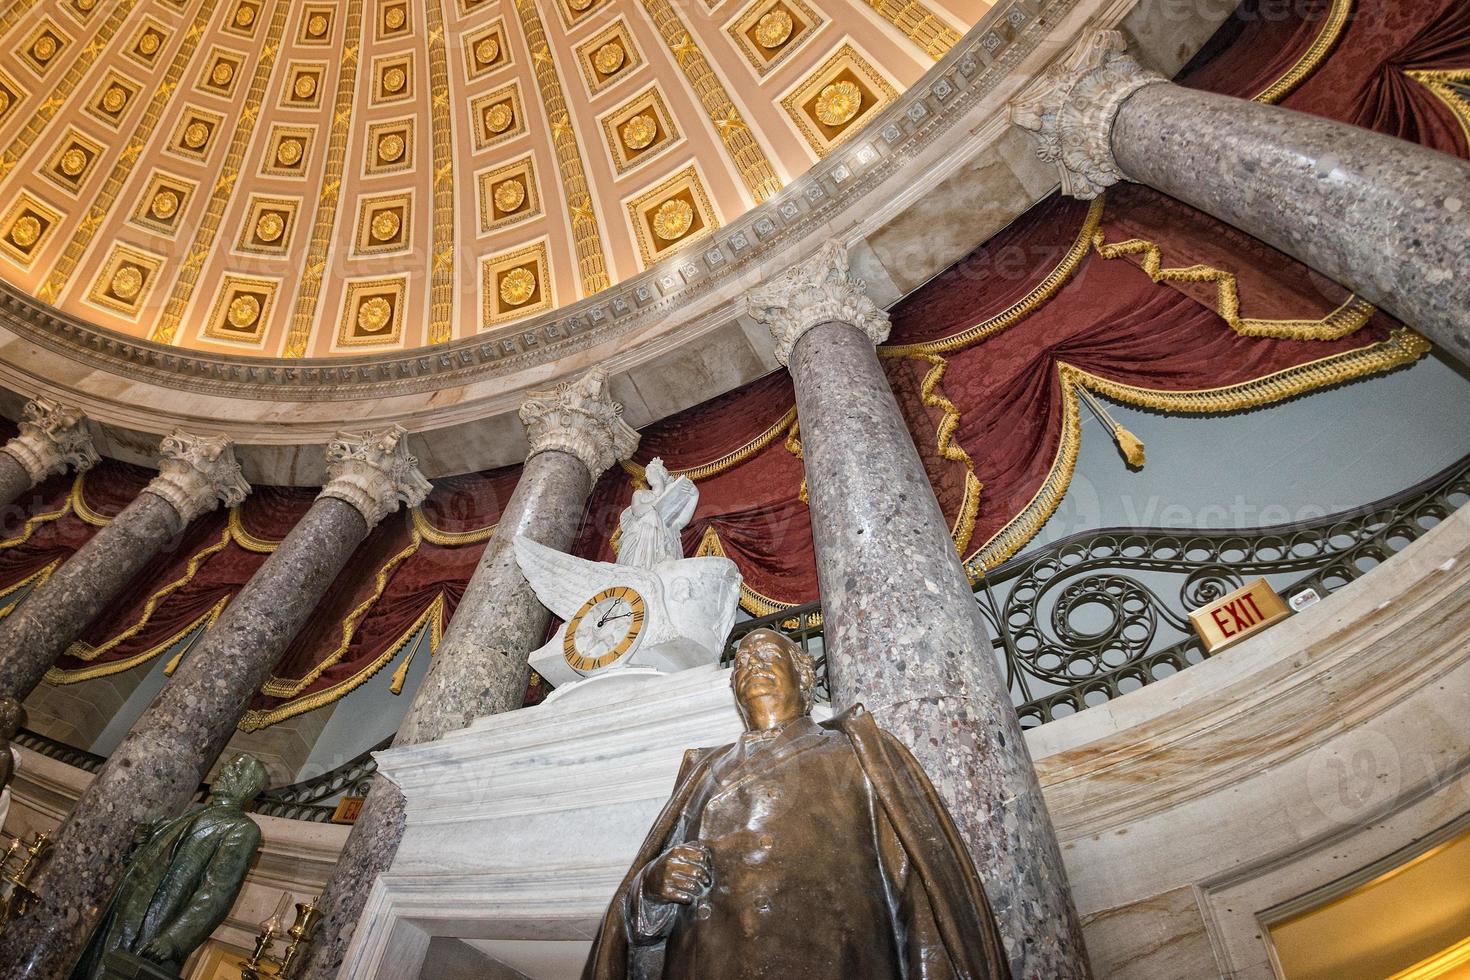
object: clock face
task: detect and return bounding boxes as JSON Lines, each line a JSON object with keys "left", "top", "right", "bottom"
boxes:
{"left": 563, "top": 585, "right": 647, "bottom": 675}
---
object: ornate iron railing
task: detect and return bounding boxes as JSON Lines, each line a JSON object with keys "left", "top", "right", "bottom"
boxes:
{"left": 17, "top": 456, "right": 1468, "bottom": 816}
{"left": 727, "top": 454, "right": 1470, "bottom": 728}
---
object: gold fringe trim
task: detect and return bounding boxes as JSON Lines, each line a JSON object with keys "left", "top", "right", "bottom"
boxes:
{"left": 238, "top": 595, "right": 446, "bottom": 731}
{"left": 0, "top": 561, "right": 59, "bottom": 621}
{"left": 60, "top": 527, "right": 232, "bottom": 663}
{"left": 258, "top": 521, "right": 424, "bottom": 698}
{"left": 621, "top": 407, "right": 799, "bottom": 485}
{"left": 964, "top": 328, "right": 1429, "bottom": 574}
{"left": 0, "top": 497, "right": 72, "bottom": 550}
{"left": 881, "top": 197, "right": 1106, "bottom": 357}
{"left": 1251, "top": 0, "right": 1354, "bottom": 105}
{"left": 1406, "top": 68, "right": 1470, "bottom": 153}
{"left": 784, "top": 417, "right": 809, "bottom": 504}
{"left": 411, "top": 506, "right": 496, "bottom": 546}
{"left": 71, "top": 473, "right": 112, "bottom": 527}
{"left": 228, "top": 508, "right": 279, "bottom": 553}
{"left": 1092, "top": 230, "right": 1377, "bottom": 340}
{"left": 47, "top": 598, "right": 226, "bottom": 685}
{"left": 878, "top": 351, "right": 984, "bottom": 554}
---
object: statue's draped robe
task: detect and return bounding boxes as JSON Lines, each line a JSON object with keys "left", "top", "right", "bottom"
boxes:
{"left": 71, "top": 802, "right": 261, "bottom": 980}
{"left": 618, "top": 477, "right": 697, "bottom": 569}
{"left": 583, "top": 707, "right": 1011, "bottom": 980}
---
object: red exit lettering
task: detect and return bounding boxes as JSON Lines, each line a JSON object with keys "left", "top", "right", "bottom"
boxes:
{"left": 1209, "top": 593, "right": 1269, "bottom": 637}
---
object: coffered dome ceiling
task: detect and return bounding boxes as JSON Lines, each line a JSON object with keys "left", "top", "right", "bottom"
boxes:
{"left": 0, "top": 0, "right": 989, "bottom": 357}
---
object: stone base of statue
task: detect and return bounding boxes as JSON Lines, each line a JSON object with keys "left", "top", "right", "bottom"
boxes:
{"left": 338, "top": 665, "right": 828, "bottom": 979}
{"left": 101, "top": 951, "right": 181, "bottom": 980}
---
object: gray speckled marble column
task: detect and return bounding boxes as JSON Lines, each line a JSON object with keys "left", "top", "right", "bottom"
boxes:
{"left": 0, "top": 398, "right": 99, "bottom": 510}
{"left": 0, "top": 431, "right": 249, "bottom": 701}
{"left": 298, "top": 369, "right": 637, "bottom": 980}
{"left": 748, "top": 243, "right": 1089, "bottom": 980}
{"left": 0, "top": 428, "right": 428, "bottom": 980}
{"left": 1011, "top": 29, "right": 1470, "bottom": 364}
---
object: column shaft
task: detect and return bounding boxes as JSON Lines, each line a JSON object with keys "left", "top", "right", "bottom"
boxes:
{"left": 0, "top": 451, "right": 32, "bottom": 511}
{"left": 0, "top": 498, "right": 368, "bottom": 978}
{"left": 300, "top": 369, "right": 635, "bottom": 980}
{"left": 0, "top": 492, "right": 182, "bottom": 699}
{"left": 1113, "top": 83, "right": 1470, "bottom": 361}
{"left": 788, "top": 320, "right": 1088, "bottom": 978}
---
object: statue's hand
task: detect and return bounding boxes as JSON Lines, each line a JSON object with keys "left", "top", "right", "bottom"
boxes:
{"left": 138, "top": 935, "right": 181, "bottom": 963}
{"left": 642, "top": 841, "right": 712, "bottom": 906}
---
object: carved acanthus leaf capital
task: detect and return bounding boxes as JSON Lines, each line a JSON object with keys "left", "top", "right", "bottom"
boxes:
{"left": 2, "top": 398, "right": 100, "bottom": 483}
{"left": 320, "top": 426, "right": 432, "bottom": 531}
{"left": 744, "top": 240, "right": 890, "bottom": 366}
{"left": 519, "top": 367, "right": 640, "bottom": 481}
{"left": 1009, "top": 29, "right": 1167, "bottom": 199}
{"left": 144, "top": 431, "right": 251, "bottom": 525}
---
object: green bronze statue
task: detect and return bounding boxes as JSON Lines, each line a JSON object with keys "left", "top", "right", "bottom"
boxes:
{"left": 71, "top": 753, "right": 268, "bottom": 980}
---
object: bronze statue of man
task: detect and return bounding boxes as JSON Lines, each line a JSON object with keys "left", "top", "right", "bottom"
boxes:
{"left": 71, "top": 753, "right": 268, "bottom": 980}
{"left": 584, "top": 629, "right": 1011, "bottom": 980}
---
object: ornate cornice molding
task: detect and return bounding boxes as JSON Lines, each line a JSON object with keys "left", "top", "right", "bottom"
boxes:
{"left": 143, "top": 431, "right": 251, "bottom": 525}
{"left": 1009, "top": 29, "right": 1167, "bottom": 199}
{"left": 745, "top": 240, "right": 891, "bottom": 365}
{"left": 1, "top": 398, "right": 100, "bottom": 484}
{"left": 320, "top": 426, "right": 432, "bottom": 531}
{"left": 519, "top": 368, "right": 640, "bottom": 481}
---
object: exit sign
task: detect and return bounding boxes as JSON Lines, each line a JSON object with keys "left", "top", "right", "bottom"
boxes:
{"left": 1189, "top": 578, "right": 1291, "bottom": 654}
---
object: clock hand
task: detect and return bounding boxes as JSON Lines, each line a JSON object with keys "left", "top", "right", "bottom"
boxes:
{"left": 599, "top": 612, "right": 634, "bottom": 625}
{"left": 596, "top": 601, "right": 626, "bottom": 628}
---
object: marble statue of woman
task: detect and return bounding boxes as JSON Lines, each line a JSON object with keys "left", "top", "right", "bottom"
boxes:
{"left": 618, "top": 458, "right": 697, "bottom": 570}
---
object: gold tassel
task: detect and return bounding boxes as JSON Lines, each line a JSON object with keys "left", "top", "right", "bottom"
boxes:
{"left": 1113, "top": 424, "right": 1146, "bottom": 468}
{"left": 389, "top": 643, "right": 417, "bottom": 695}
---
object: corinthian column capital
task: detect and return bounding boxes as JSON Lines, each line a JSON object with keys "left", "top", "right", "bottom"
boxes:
{"left": 320, "top": 426, "right": 432, "bottom": 531}
{"left": 1009, "top": 29, "right": 1167, "bottom": 200}
{"left": 3, "top": 398, "right": 100, "bottom": 483}
{"left": 745, "top": 240, "right": 890, "bottom": 366}
{"left": 519, "top": 367, "right": 640, "bottom": 481}
{"left": 144, "top": 431, "right": 251, "bottom": 525}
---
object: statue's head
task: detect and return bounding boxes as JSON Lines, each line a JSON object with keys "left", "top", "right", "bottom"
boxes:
{"left": 211, "top": 753, "right": 268, "bottom": 806}
{"left": 645, "top": 457, "right": 670, "bottom": 491}
{"left": 731, "top": 630, "right": 817, "bottom": 727}
{"left": 0, "top": 698, "right": 23, "bottom": 740}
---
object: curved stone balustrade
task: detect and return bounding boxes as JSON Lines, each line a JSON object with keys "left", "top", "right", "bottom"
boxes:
{"left": 0, "top": 0, "right": 1231, "bottom": 483}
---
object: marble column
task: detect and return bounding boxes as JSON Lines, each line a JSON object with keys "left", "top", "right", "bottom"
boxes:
{"left": 1011, "top": 29, "right": 1470, "bottom": 363}
{"left": 0, "top": 431, "right": 249, "bottom": 701}
{"left": 0, "top": 398, "right": 99, "bottom": 510}
{"left": 746, "top": 243, "right": 1090, "bottom": 979}
{"left": 297, "top": 369, "right": 637, "bottom": 980}
{"left": 0, "top": 427, "right": 429, "bottom": 980}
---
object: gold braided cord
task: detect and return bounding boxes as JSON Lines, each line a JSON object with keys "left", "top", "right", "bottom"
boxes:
{"left": 0, "top": 0, "right": 141, "bottom": 184}
{"left": 899, "top": 352, "right": 983, "bottom": 554}
{"left": 228, "top": 507, "right": 278, "bottom": 553}
{"left": 48, "top": 598, "right": 225, "bottom": 684}
{"left": 1092, "top": 230, "right": 1377, "bottom": 341}
{"left": 880, "top": 197, "right": 1105, "bottom": 357}
{"left": 0, "top": 561, "right": 58, "bottom": 621}
{"left": 411, "top": 506, "right": 496, "bottom": 546}
{"left": 1251, "top": 0, "right": 1353, "bottom": 105}
{"left": 0, "top": 496, "right": 72, "bottom": 549}
{"left": 1406, "top": 68, "right": 1470, "bottom": 152}
{"left": 514, "top": 0, "right": 609, "bottom": 295}
{"left": 963, "top": 328, "right": 1430, "bottom": 574}
{"left": 60, "top": 526, "right": 231, "bottom": 663}
{"left": 619, "top": 407, "right": 798, "bottom": 485}
{"left": 258, "top": 521, "right": 423, "bottom": 697}
{"left": 860, "top": 0, "right": 961, "bottom": 59}
{"left": 38, "top": 0, "right": 220, "bottom": 303}
{"left": 239, "top": 594, "right": 445, "bottom": 730}
{"left": 424, "top": 0, "right": 456, "bottom": 344}
{"left": 152, "top": 0, "right": 290, "bottom": 345}
{"left": 71, "top": 472, "right": 112, "bottom": 526}
{"left": 641, "top": 0, "right": 783, "bottom": 204}
{"left": 284, "top": 0, "right": 364, "bottom": 357}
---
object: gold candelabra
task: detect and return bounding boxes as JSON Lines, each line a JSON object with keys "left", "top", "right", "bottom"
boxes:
{"left": 241, "top": 892, "right": 322, "bottom": 979}
{"left": 0, "top": 831, "right": 52, "bottom": 930}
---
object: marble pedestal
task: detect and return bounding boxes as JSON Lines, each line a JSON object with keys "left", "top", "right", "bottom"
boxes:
{"left": 340, "top": 666, "right": 826, "bottom": 980}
